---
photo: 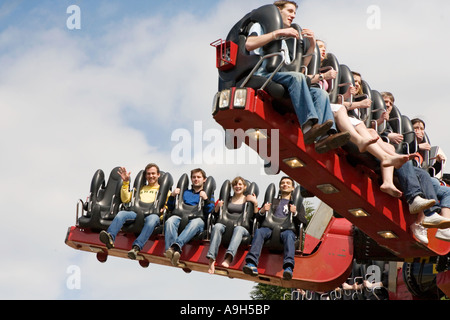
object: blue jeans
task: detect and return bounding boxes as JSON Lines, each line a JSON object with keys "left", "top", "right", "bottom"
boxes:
{"left": 206, "top": 223, "right": 250, "bottom": 260}
{"left": 432, "top": 177, "right": 450, "bottom": 208}
{"left": 164, "top": 216, "right": 204, "bottom": 252}
{"left": 245, "top": 227, "right": 296, "bottom": 270}
{"left": 396, "top": 162, "right": 440, "bottom": 216}
{"left": 261, "top": 71, "right": 336, "bottom": 131}
{"left": 107, "top": 210, "right": 160, "bottom": 250}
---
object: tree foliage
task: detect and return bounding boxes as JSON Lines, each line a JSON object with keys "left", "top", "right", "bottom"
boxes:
{"left": 250, "top": 283, "right": 291, "bottom": 300}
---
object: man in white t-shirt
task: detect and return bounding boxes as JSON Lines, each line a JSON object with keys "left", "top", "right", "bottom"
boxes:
{"left": 246, "top": 1, "right": 349, "bottom": 153}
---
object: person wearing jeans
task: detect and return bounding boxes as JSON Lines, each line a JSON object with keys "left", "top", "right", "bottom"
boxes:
{"left": 206, "top": 177, "right": 258, "bottom": 274}
{"left": 243, "top": 176, "right": 306, "bottom": 280}
{"left": 396, "top": 161, "right": 450, "bottom": 244}
{"left": 99, "top": 163, "right": 170, "bottom": 259}
{"left": 164, "top": 168, "right": 215, "bottom": 267}
{"left": 246, "top": 1, "right": 350, "bottom": 154}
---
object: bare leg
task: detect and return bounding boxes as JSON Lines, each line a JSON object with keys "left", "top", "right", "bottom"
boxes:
{"left": 221, "top": 253, "right": 233, "bottom": 268}
{"left": 333, "top": 107, "right": 378, "bottom": 152}
{"left": 356, "top": 125, "right": 409, "bottom": 169}
{"left": 208, "top": 258, "right": 215, "bottom": 274}
{"left": 380, "top": 165, "right": 403, "bottom": 198}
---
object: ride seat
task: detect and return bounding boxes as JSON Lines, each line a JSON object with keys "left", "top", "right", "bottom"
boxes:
{"left": 371, "top": 90, "right": 388, "bottom": 134}
{"left": 167, "top": 173, "right": 216, "bottom": 240}
{"left": 256, "top": 182, "right": 307, "bottom": 251}
{"left": 218, "top": 4, "right": 307, "bottom": 114}
{"left": 398, "top": 115, "right": 418, "bottom": 155}
{"left": 319, "top": 52, "right": 340, "bottom": 104}
{"left": 121, "top": 170, "right": 173, "bottom": 235}
{"left": 77, "top": 167, "right": 123, "bottom": 231}
{"left": 212, "top": 179, "right": 259, "bottom": 246}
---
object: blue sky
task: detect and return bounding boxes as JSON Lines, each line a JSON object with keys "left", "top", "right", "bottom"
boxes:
{"left": 1, "top": 0, "right": 450, "bottom": 300}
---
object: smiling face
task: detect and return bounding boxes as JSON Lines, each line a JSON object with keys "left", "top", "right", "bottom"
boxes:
{"left": 278, "top": 3, "right": 297, "bottom": 27}
{"left": 232, "top": 178, "right": 247, "bottom": 196}
{"left": 279, "top": 177, "right": 294, "bottom": 195}
{"left": 145, "top": 166, "right": 160, "bottom": 186}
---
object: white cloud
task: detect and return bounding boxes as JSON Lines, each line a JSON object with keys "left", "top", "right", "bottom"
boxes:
{"left": 2, "top": 0, "right": 450, "bottom": 300}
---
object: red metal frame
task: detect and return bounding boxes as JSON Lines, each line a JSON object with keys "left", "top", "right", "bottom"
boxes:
{"left": 65, "top": 216, "right": 353, "bottom": 291}
{"left": 213, "top": 87, "right": 450, "bottom": 260}
{"left": 210, "top": 39, "right": 238, "bottom": 71}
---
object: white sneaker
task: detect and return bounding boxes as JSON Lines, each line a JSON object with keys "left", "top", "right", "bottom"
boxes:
{"left": 421, "top": 212, "right": 450, "bottom": 229}
{"left": 410, "top": 223, "right": 428, "bottom": 244}
{"left": 409, "top": 196, "right": 436, "bottom": 214}
{"left": 435, "top": 229, "right": 450, "bottom": 242}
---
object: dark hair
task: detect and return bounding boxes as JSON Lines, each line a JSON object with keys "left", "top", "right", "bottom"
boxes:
{"left": 191, "top": 168, "right": 206, "bottom": 179}
{"left": 411, "top": 118, "right": 426, "bottom": 129}
{"left": 274, "top": 1, "right": 298, "bottom": 9}
{"left": 145, "top": 163, "right": 160, "bottom": 174}
{"left": 279, "top": 176, "right": 295, "bottom": 187}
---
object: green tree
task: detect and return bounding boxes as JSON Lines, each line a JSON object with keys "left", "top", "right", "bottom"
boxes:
{"left": 250, "top": 283, "right": 291, "bottom": 300}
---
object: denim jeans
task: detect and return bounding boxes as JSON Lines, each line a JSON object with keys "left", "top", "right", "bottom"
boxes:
{"left": 206, "top": 223, "right": 250, "bottom": 260}
{"left": 396, "top": 162, "right": 440, "bottom": 216}
{"left": 432, "top": 177, "right": 450, "bottom": 208}
{"left": 260, "top": 71, "right": 336, "bottom": 131}
{"left": 164, "top": 215, "right": 204, "bottom": 251}
{"left": 107, "top": 210, "right": 160, "bottom": 250}
{"left": 245, "top": 227, "right": 296, "bottom": 270}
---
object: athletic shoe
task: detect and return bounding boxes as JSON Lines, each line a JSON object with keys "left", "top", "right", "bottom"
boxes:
{"left": 435, "top": 229, "right": 450, "bottom": 242}
{"left": 422, "top": 212, "right": 450, "bottom": 229}
{"left": 99, "top": 230, "right": 114, "bottom": 249}
{"left": 410, "top": 223, "right": 428, "bottom": 244}
{"left": 127, "top": 245, "right": 140, "bottom": 260}
{"left": 243, "top": 263, "right": 258, "bottom": 277}
{"left": 408, "top": 196, "right": 436, "bottom": 214}
{"left": 283, "top": 267, "right": 293, "bottom": 280}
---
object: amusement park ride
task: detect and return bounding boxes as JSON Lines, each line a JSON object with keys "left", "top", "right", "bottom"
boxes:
{"left": 65, "top": 5, "right": 450, "bottom": 299}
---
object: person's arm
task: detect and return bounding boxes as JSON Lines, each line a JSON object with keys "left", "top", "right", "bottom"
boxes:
{"left": 120, "top": 181, "right": 132, "bottom": 204}
{"left": 203, "top": 195, "right": 215, "bottom": 214}
{"left": 166, "top": 188, "right": 180, "bottom": 211}
{"left": 245, "top": 26, "right": 299, "bottom": 52}
{"left": 117, "top": 167, "right": 132, "bottom": 203}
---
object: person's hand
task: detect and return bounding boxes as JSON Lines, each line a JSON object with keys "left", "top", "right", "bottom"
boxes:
{"left": 343, "top": 85, "right": 356, "bottom": 101}
{"left": 214, "top": 200, "right": 224, "bottom": 213}
{"left": 418, "top": 142, "right": 432, "bottom": 151}
{"left": 274, "top": 27, "right": 299, "bottom": 39}
{"left": 301, "top": 28, "right": 315, "bottom": 40}
{"left": 260, "top": 202, "right": 271, "bottom": 214}
{"left": 246, "top": 193, "right": 258, "bottom": 205}
{"left": 117, "top": 167, "right": 131, "bottom": 182}
{"left": 323, "top": 68, "right": 338, "bottom": 80}
{"left": 388, "top": 132, "right": 404, "bottom": 144}
{"left": 435, "top": 153, "right": 446, "bottom": 163}
{"left": 380, "top": 111, "right": 389, "bottom": 121}
{"left": 199, "top": 190, "right": 208, "bottom": 201}
{"left": 290, "top": 204, "right": 297, "bottom": 215}
{"left": 356, "top": 98, "right": 372, "bottom": 109}
{"left": 171, "top": 188, "right": 181, "bottom": 197}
